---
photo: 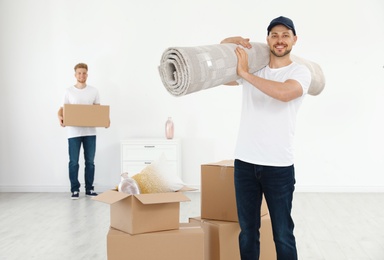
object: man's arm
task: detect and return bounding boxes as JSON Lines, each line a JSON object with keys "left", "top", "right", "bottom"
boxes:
{"left": 235, "top": 47, "right": 303, "bottom": 102}
{"left": 57, "top": 107, "right": 65, "bottom": 127}
{"left": 220, "top": 36, "right": 254, "bottom": 86}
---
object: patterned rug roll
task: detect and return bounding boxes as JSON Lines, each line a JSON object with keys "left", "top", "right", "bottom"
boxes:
{"left": 158, "top": 42, "right": 325, "bottom": 96}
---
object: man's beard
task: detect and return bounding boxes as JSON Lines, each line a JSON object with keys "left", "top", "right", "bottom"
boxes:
{"left": 270, "top": 48, "right": 292, "bottom": 58}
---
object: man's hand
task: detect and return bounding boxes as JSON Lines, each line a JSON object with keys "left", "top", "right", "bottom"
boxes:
{"left": 220, "top": 36, "right": 252, "bottom": 49}
{"left": 58, "top": 107, "right": 65, "bottom": 127}
{"left": 59, "top": 116, "right": 65, "bottom": 127}
{"left": 235, "top": 47, "right": 250, "bottom": 78}
{"left": 220, "top": 36, "right": 252, "bottom": 85}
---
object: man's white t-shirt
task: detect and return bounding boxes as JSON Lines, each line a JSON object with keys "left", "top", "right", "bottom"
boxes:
{"left": 63, "top": 85, "right": 100, "bottom": 139}
{"left": 234, "top": 62, "right": 311, "bottom": 166}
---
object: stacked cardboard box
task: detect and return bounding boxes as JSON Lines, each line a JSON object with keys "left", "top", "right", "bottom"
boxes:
{"left": 93, "top": 160, "right": 276, "bottom": 259}
{"left": 93, "top": 190, "right": 204, "bottom": 260}
{"left": 194, "top": 160, "right": 277, "bottom": 260}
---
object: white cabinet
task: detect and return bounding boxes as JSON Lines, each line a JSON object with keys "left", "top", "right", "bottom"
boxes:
{"left": 121, "top": 139, "right": 181, "bottom": 178}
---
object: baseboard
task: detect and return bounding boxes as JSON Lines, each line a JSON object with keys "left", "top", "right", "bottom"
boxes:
{"left": 295, "top": 185, "right": 384, "bottom": 193}
{"left": 1, "top": 184, "right": 383, "bottom": 193}
{"left": 181, "top": 185, "right": 384, "bottom": 193}
{"left": 0, "top": 185, "right": 114, "bottom": 193}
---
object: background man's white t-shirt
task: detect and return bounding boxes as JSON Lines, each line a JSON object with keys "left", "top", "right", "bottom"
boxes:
{"left": 63, "top": 85, "right": 100, "bottom": 139}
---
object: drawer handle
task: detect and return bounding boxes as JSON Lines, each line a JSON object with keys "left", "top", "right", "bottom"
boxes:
{"left": 144, "top": 162, "right": 152, "bottom": 164}
{"left": 144, "top": 145, "right": 155, "bottom": 148}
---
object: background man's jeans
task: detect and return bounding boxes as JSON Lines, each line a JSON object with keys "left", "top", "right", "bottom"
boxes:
{"left": 234, "top": 159, "right": 298, "bottom": 260}
{"left": 68, "top": 136, "right": 96, "bottom": 192}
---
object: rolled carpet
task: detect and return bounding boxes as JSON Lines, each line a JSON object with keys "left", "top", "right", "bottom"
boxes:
{"left": 158, "top": 42, "right": 325, "bottom": 96}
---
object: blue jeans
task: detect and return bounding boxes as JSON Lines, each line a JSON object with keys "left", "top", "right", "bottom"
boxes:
{"left": 68, "top": 136, "right": 96, "bottom": 192}
{"left": 234, "top": 159, "right": 297, "bottom": 260}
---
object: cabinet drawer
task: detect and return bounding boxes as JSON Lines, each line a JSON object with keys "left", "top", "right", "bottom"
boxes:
{"left": 122, "top": 161, "right": 178, "bottom": 177}
{"left": 121, "top": 144, "right": 177, "bottom": 161}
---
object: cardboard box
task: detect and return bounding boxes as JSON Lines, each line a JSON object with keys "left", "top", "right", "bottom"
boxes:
{"left": 190, "top": 215, "right": 276, "bottom": 260}
{"left": 93, "top": 190, "right": 190, "bottom": 234}
{"left": 107, "top": 223, "right": 204, "bottom": 260}
{"left": 201, "top": 160, "right": 268, "bottom": 222}
{"left": 63, "top": 104, "right": 110, "bottom": 127}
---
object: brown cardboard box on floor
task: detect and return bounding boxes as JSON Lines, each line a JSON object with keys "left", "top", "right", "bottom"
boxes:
{"left": 107, "top": 223, "right": 204, "bottom": 260}
{"left": 201, "top": 160, "right": 268, "bottom": 222}
{"left": 93, "top": 190, "right": 190, "bottom": 235}
{"left": 63, "top": 104, "right": 110, "bottom": 127}
{"left": 190, "top": 214, "right": 276, "bottom": 260}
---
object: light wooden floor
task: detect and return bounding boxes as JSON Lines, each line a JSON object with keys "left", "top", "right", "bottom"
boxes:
{"left": 0, "top": 192, "right": 383, "bottom": 260}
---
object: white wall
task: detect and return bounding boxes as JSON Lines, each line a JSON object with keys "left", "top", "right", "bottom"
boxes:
{"left": 0, "top": 0, "right": 383, "bottom": 192}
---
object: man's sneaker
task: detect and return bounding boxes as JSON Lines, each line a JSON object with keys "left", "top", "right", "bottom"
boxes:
{"left": 71, "top": 191, "right": 79, "bottom": 200}
{"left": 86, "top": 190, "right": 98, "bottom": 197}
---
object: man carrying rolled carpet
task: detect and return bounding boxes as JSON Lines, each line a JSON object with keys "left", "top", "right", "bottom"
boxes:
{"left": 221, "top": 16, "right": 311, "bottom": 260}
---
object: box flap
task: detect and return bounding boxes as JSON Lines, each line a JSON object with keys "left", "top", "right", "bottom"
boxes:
{"left": 92, "top": 190, "right": 131, "bottom": 204}
{"left": 134, "top": 192, "right": 190, "bottom": 205}
{"left": 202, "top": 160, "right": 234, "bottom": 167}
{"left": 177, "top": 185, "right": 198, "bottom": 192}
{"left": 179, "top": 222, "right": 203, "bottom": 230}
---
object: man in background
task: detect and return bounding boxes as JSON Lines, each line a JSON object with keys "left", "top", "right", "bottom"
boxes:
{"left": 58, "top": 63, "right": 102, "bottom": 199}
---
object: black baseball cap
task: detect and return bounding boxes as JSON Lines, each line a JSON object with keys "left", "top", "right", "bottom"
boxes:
{"left": 267, "top": 16, "right": 296, "bottom": 36}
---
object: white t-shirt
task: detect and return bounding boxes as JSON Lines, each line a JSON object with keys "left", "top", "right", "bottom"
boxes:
{"left": 234, "top": 62, "right": 311, "bottom": 166}
{"left": 63, "top": 85, "right": 100, "bottom": 139}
